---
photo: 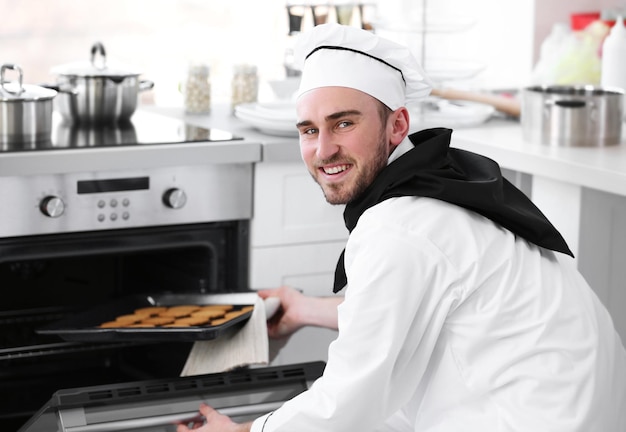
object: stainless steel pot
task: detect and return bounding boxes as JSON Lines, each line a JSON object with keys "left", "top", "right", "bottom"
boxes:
{"left": 0, "top": 63, "right": 57, "bottom": 146}
{"left": 521, "top": 85, "right": 623, "bottom": 147}
{"left": 52, "top": 42, "right": 154, "bottom": 125}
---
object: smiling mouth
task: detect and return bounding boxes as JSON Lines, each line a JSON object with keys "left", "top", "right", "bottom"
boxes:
{"left": 322, "top": 164, "right": 351, "bottom": 175}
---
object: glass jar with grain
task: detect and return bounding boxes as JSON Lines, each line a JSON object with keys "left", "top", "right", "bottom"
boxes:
{"left": 184, "top": 63, "right": 211, "bottom": 115}
{"left": 231, "top": 64, "right": 258, "bottom": 112}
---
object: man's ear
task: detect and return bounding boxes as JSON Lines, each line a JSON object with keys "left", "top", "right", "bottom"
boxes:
{"left": 389, "top": 107, "right": 410, "bottom": 146}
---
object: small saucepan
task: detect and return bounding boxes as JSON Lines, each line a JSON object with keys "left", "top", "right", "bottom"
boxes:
{"left": 0, "top": 63, "right": 58, "bottom": 146}
{"left": 51, "top": 42, "right": 154, "bottom": 125}
{"left": 521, "top": 85, "right": 623, "bottom": 147}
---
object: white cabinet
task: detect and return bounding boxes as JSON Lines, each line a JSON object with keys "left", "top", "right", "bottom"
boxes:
{"left": 575, "top": 188, "right": 626, "bottom": 344}
{"left": 249, "top": 161, "right": 348, "bottom": 365}
{"left": 251, "top": 162, "right": 348, "bottom": 247}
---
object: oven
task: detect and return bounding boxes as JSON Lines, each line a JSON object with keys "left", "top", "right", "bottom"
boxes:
{"left": 0, "top": 111, "right": 271, "bottom": 430}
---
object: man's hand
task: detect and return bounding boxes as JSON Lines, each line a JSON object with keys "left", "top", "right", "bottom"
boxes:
{"left": 258, "top": 286, "right": 308, "bottom": 338}
{"left": 257, "top": 286, "right": 342, "bottom": 338}
{"left": 176, "top": 403, "right": 252, "bottom": 432}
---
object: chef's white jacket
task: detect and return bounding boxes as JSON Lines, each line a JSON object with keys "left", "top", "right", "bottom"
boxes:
{"left": 252, "top": 142, "right": 626, "bottom": 432}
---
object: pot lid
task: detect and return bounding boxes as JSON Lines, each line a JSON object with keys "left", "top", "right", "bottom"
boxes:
{"left": 50, "top": 42, "right": 142, "bottom": 78}
{"left": 0, "top": 64, "right": 57, "bottom": 101}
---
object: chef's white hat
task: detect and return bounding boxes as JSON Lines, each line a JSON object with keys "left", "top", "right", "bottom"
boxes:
{"left": 294, "top": 23, "right": 432, "bottom": 110}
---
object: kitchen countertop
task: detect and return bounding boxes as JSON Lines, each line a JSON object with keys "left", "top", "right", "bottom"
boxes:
{"left": 165, "top": 104, "right": 626, "bottom": 199}
{"left": 451, "top": 121, "right": 626, "bottom": 198}
{"left": 0, "top": 110, "right": 263, "bottom": 177}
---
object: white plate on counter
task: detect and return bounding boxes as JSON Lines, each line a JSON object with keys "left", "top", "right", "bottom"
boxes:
{"left": 410, "top": 100, "right": 495, "bottom": 130}
{"left": 235, "top": 102, "right": 298, "bottom": 137}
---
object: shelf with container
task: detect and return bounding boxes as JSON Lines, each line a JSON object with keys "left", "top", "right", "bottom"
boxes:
{"left": 285, "top": 2, "right": 377, "bottom": 35}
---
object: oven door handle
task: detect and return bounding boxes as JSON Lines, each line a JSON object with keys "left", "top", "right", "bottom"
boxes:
{"left": 58, "top": 400, "right": 283, "bottom": 432}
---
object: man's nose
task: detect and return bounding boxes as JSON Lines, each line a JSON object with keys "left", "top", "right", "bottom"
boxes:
{"left": 316, "top": 129, "right": 339, "bottom": 160}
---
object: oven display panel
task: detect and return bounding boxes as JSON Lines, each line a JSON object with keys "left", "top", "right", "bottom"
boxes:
{"left": 77, "top": 177, "right": 150, "bottom": 194}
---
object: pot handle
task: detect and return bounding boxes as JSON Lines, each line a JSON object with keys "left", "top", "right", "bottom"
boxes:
{"left": 139, "top": 79, "right": 155, "bottom": 92}
{"left": 90, "top": 41, "right": 107, "bottom": 70}
{"left": 0, "top": 63, "right": 24, "bottom": 95}
{"left": 39, "top": 82, "right": 79, "bottom": 96}
{"left": 547, "top": 99, "right": 587, "bottom": 109}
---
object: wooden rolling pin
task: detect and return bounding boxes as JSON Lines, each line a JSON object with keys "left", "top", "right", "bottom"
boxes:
{"left": 430, "top": 87, "right": 521, "bottom": 118}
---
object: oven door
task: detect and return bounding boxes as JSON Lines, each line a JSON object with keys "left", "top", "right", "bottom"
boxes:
{"left": 1, "top": 221, "right": 250, "bottom": 429}
{"left": 18, "top": 362, "right": 325, "bottom": 432}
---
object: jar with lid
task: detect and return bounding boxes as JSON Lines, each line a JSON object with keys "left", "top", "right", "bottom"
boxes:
{"left": 183, "top": 63, "right": 211, "bottom": 115}
{"left": 231, "top": 64, "right": 258, "bottom": 112}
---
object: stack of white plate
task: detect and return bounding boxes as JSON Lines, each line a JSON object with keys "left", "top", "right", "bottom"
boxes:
{"left": 409, "top": 99, "right": 495, "bottom": 131}
{"left": 234, "top": 102, "right": 298, "bottom": 137}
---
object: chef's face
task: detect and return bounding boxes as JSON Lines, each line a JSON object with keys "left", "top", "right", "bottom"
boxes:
{"left": 296, "top": 87, "right": 407, "bottom": 205}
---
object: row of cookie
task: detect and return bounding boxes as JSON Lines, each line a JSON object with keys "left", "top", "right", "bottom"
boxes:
{"left": 98, "top": 304, "right": 253, "bottom": 328}
{"left": 127, "top": 304, "right": 241, "bottom": 322}
{"left": 135, "top": 304, "right": 237, "bottom": 317}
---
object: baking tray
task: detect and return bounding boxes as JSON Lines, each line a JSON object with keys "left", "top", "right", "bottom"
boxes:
{"left": 36, "top": 292, "right": 257, "bottom": 342}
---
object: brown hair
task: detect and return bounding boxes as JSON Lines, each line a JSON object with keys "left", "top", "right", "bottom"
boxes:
{"left": 376, "top": 100, "right": 393, "bottom": 132}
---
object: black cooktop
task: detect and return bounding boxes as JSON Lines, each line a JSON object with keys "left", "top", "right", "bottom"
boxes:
{"left": 1, "top": 111, "right": 242, "bottom": 152}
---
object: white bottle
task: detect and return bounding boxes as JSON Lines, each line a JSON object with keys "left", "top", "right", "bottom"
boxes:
{"left": 531, "top": 22, "right": 571, "bottom": 84}
{"left": 601, "top": 16, "right": 626, "bottom": 119}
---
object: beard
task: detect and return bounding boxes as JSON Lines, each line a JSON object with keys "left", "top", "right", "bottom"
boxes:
{"left": 314, "top": 134, "right": 389, "bottom": 205}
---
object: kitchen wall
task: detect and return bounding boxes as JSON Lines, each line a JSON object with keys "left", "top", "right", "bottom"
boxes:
{"left": 0, "top": 0, "right": 289, "bottom": 105}
{"left": 1, "top": 0, "right": 620, "bottom": 107}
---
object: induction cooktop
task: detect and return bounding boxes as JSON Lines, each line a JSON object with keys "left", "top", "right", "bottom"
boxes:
{"left": 1, "top": 110, "right": 242, "bottom": 152}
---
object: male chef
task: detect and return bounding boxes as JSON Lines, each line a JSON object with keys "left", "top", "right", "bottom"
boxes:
{"left": 179, "top": 23, "right": 626, "bottom": 432}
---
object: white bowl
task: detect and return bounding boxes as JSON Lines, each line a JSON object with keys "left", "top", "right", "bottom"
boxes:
{"left": 268, "top": 77, "right": 301, "bottom": 100}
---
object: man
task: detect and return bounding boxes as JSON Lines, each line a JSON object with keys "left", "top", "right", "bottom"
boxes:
{"left": 178, "top": 23, "right": 626, "bottom": 432}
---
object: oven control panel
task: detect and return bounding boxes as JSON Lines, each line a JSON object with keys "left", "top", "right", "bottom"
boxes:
{"left": 0, "top": 164, "right": 253, "bottom": 237}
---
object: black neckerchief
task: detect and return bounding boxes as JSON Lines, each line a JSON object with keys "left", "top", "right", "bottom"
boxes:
{"left": 333, "top": 128, "right": 573, "bottom": 293}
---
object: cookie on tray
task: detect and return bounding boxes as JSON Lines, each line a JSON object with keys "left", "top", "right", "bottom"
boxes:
{"left": 114, "top": 314, "right": 145, "bottom": 325}
{"left": 141, "top": 316, "right": 175, "bottom": 326}
{"left": 224, "top": 310, "right": 248, "bottom": 319}
{"left": 191, "top": 309, "right": 225, "bottom": 319}
{"left": 171, "top": 316, "right": 211, "bottom": 326}
{"left": 159, "top": 305, "right": 201, "bottom": 318}
{"left": 199, "top": 304, "right": 234, "bottom": 312}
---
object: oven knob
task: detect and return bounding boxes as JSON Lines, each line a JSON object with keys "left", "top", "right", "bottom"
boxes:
{"left": 162, "top": 188, "right": 187, "bottom": 209}
{"left": 39, "top": 196, "right": 65, "bottom": 218}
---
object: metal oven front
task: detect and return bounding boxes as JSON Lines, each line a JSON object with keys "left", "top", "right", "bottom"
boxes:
{"left": 0, "top": 112, "right": 276, "bottom": 430}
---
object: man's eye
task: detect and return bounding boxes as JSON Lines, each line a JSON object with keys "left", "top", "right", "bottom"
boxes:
{"left": 337, "top": 121, "right": 352, "bottom": 128}
{"left": 303, "top": 128, "right": 318, "bottom": 135}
